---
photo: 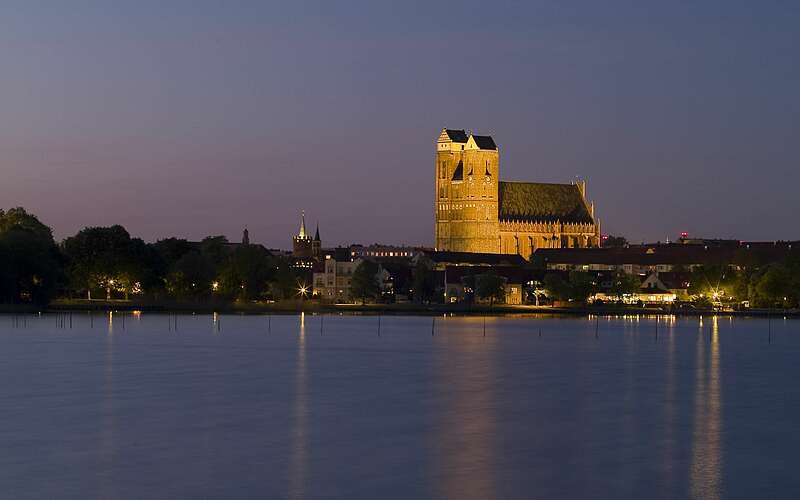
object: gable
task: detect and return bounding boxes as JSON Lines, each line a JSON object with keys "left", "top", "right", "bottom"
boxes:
{"left": 438, "top": 128, "right": 468, "bottom": 143}
{"left": 466, "top": 134, "right": 497, "bottom": 150}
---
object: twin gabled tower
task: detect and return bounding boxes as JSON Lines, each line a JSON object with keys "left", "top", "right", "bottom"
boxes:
{"left": 435, "top": 129, "right": 501, "bottom": 253}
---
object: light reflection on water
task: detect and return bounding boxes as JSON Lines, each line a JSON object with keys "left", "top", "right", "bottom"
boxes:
{"left": 0, "top": 312, "right": 798, "bottom": 499}
{"left": 289, "top": 312, "right": 309, "bottom": 499}
{"left": 690, "top": 316, "right": 723, "bottom": 500}
{"left": 434, "top": 317, "right": 497, "bottom": 499}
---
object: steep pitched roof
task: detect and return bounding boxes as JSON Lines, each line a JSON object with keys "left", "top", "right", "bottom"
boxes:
{"left": 498, "top": 181, "right": 593, "bottom": 224}
{"left": 471, "top": 135, "right": 497, "bottom": 150}
{"left": 444, "top": 129, "right": 468, "bottom": 143}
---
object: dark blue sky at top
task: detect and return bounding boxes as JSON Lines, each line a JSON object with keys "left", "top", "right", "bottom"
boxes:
{"left": 1, "top": 0, "right": 798, "bottom": 247}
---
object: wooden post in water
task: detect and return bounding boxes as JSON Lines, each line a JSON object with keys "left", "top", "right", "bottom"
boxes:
{"left": 268, "top": 314, "right": 271, "bottom": 333}
{"left": 431, "top": 317, "right": 435, "bottom": 336}
{"left": 595, "top": 316, "right": 599, "bottom": 339}
{"left": 69, "top": 312, "right": 72, "bottom": 329}
{"left": 483, "top": 315, "right": 486, "bottom": 337}
{"left": 320, "top": 315, "right": 324, "bottom": 335}
{"left": 539, "top": 327, "right": 541, "bottom": 337}
{"left": 122, "top": 312, "right": 125, "bottom": 331}
{"left": 768, "top": 314, "right": 772, "bottom": 344}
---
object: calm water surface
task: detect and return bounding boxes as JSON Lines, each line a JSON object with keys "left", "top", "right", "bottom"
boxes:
{"left": 1, "top": 312, "right": 798, "bottom": 499}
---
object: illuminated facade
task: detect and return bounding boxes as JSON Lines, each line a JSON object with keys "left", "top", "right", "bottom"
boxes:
{"left": 435, "top": 128, "right": 600, "bottom": 259}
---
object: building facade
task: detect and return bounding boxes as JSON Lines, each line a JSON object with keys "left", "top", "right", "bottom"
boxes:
{"left": 434, "top": 128, "right": 600, "bottom": 259}
{"left": 312, "top": 255, "right": 361, "bottom": 303}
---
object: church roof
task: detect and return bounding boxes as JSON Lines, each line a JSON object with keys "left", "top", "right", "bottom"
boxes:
{"left": 498, "top": 181, "right": 593, "bottom": 224}
{"left": 444, "top": 129, "right": 468, "bottom": 143}
{"left": 471, "top": 135, "right": 497, "bottom": 150}
{"left": 314, "top": 223, "right": 320, "bottom": 241}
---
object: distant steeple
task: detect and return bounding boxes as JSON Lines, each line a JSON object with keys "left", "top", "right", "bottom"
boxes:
{"left": 298, "top": 211, "right": 307, "bottom": 239}
{"left": 314, "top": 222, "right": 320, "bottom": 242}
{"left": 242, "top": 226, "right": 250, "bottom": 245}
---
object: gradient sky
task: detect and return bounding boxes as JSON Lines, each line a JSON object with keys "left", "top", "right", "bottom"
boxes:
{"left": 2, "top": 1, "right": 798, "bottom": 248}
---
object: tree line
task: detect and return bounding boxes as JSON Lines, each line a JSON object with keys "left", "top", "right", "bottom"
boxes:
{"left": 0, "top": 207, "right": 306, "bottom": 305}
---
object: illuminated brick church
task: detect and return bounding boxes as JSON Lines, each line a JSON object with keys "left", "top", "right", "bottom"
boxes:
{"left": 435, "top": 128, "right": 600, "bottom": 258}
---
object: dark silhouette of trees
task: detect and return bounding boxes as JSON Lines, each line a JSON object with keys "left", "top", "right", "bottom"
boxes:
{"left": 351, "top": 260, "right": 380, "bottom": 304}
{"left": 62, "top": 225, "right": 157, "bottom": 300}
{"left": 475, "top": 273, "right": 505, "bottom": 308}
{"left": 0, "top": 208, "right": 62, "bottom": 305}
{"left": 412, "top": 258, "right": 438, "bottom": 304}
{"left": 218, "top": 244, "right": 275, "bottom": 301}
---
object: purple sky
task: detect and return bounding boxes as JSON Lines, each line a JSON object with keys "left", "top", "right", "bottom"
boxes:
{"left": 2, "top": 1, "right": 799, "bottom": 248}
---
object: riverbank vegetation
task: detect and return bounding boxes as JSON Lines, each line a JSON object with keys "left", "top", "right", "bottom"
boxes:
{"left": 2, "top": 206, "right": 799, "bottom": 311}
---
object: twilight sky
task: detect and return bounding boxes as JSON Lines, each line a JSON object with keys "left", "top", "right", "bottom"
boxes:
{"left": 1, "top": 1, "right": 798, "bottom": 248}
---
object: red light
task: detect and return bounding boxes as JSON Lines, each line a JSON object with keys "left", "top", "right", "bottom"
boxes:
{"left": 601, "top": 234, "right": 609, "bottom": 241}
{"left": 680, "top": 231, "right": 688, "bottom": 238}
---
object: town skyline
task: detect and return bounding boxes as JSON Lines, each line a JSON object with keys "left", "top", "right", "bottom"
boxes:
{"left": 2, "top": 1, "right": 799, "bottom": 247}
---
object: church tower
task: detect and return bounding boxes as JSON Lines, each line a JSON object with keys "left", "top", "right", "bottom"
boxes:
{"left": 292, "top": 211, "right": 313, "bottom": 259}
{"left": 435, "top": 128, "right": 500, "bottom": 253}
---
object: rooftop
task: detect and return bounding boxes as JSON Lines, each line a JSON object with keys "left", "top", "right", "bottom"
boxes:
{"left": 498, "top": 181, "right": 593, "bottom": 224}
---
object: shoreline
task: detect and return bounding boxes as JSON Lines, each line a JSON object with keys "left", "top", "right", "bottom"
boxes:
{"left": 1, "top": 301, "right": 798, "bottom": 318}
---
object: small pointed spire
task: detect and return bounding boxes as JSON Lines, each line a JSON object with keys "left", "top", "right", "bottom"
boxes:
{"left": 314, "top": 222, "right": 320, "bottom": 242}
{"left": 242, "top": 226, "right": 250, "bottom": 245}
{"left": 298, "top": 210, "right": 307, "bottom": 239}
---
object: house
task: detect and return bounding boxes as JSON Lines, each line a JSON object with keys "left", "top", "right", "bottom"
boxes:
{"left": 312, "top": 249, "right": 361, "bottom": 303}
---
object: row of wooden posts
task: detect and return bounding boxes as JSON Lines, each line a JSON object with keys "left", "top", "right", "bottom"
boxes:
{"left": 3, "top": 311, "right": 784, "bottom": 344}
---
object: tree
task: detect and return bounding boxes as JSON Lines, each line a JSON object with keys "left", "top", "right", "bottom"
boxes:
{"left": 567, "top": 271, "right": 598, "bottom": 302}
{"left": 217, "top": 244, "right": 274, "bottom": 301}
{"left": 461, "top": 275, "right": 477, "bottom": 305}
{"left": 609, "top": 270, "right": 640, "bottom": 301}
{"left": 152, "top": 238, "right": 193, "bottom": 271}
{"left": 412, "top": 258, "right": 438, "bottom": 304}
{"left": 0, "top": 208, "right": 63, "bottom": 305}
{"left": 543, "top": 273, "right": 570, "bottom": 302}
{"left": 62, "top": 225, "right": 156, "bottom": 300}
{"left": 199, "top": 236, "right": 229, "bottom": 268}
{"left": 475, "top": 273, "right": 505, "bottom": 308}
{"left": 603, "top": 235, "right": 628, "bottom": 248}
{"left": 351, "top": 260, "right": 380, "bottom": 304}
{"left": 165, "top": 250, "right": 216, "bottom": 299}
{"left": 543, "top": 271, "right": 597, "bottom": 303}
{"left": 271, "top": 261, "right": 300, "bottom": 301}
{"left": 754, "top": 264, "right": 792, "bottom": 307}
{"left": 687, "top": 265, "right": 738, "bottom": 307}
{"left": 526, "top": 279, "right": 547, "bottom": 306}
